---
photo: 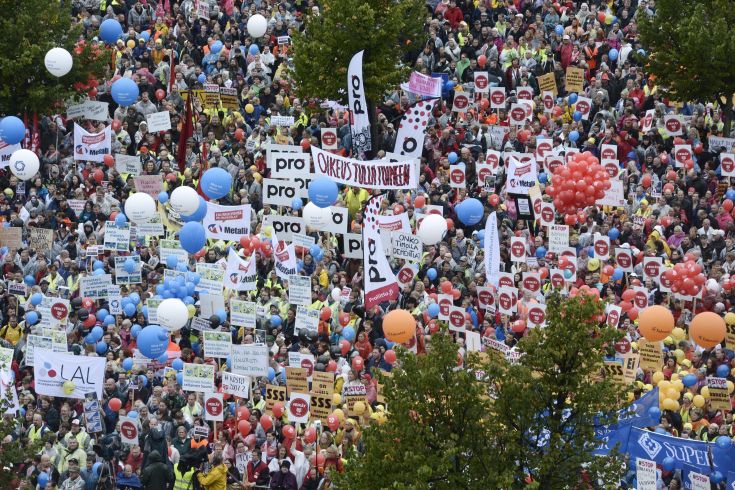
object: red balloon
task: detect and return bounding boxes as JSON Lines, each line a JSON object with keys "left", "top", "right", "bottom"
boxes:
{"left": 272, "top": 402, "right": 284, "bottom": 419}
{"left": 351, "top": 356, "right": 364, "bottom": 371}
{"left": 340, "top": 339, "right": 351, "bottom": 356}
{"left": 393, "top": 204, "right": 404, "bottom": 215}
{"left": 103, "top": 154, "right": 114, "bottom": 168}
{"left": 326, "top": 360, "right": 337, "bottom": 372}
{"left": 316, "top": 453, "right": 326, "bottom": 468}
{"left": 478, "top": 55, "right": 487, "bottom": 68}
{"left": 238, "top": 420, "right": 252, "bottom": 436}
{"left": 237, "top": 406, "right": 250, "bottom": 420}
{"left": 260, "top": 414, "right": 273, "bottom": 431}
{"left": 641, "top": 174, "right": 652, "bottom": 189}
{"left": 304, "top": 427, "right": 317, "bottom": 444}
{"left": 235, "top": 128, "right": 245, "bottom": 141}
{"left": 511, "top": 320, "right": 527, "bottom": 333}
{"left": 282, "top": 425, "right": 296, "bottom": 439}
{"left": 693, "top": 143, "right": 703, "bottom": 154}
{"left": 320, "top": 307, "right": 332, "bottom": 321}
{"left": 111, "top": 119, "right": 122, "bottom": 132}
{"left": 339, "top": 312, "right": 350, "bottom": 327}
{"left": 300, "top": 138, "right": 311, "bottom": 151}
{"left": 244, "top": 434, "right": 256, "bottom": 448}
{"left": 327, "top": 415, "right": 340, "bottom": 432}
{"left": 445, "top": 218, "right": 454, "bottom": 230}
{"left": 384, "top": 349, "right": 397, "bottom": 364}
{"left": 724, "top": 199, "right": 734, "bottom": 212}
{"left": 452, "top": 288, "right": 461, "bottom": 300}
{"left": 414, "top": 195, "right": 426, "bottom": 208}
{"left": 628, "top": 308, "right": 639, "bottom": 321}
{"left": 93, "top": 169, "right": 104, "bottom": 183}
{"left": 83, "top": 316, "right": 96, "bottom": 328}
{"left": 108, "top": 398, "right": 122, "bottom": 411}
{"left": 489, "top": 194, "right": 500, "bottom": 206}
{"left": 155, "top": 89, "right": 166, "bottom": 101}
{"left": 440, "top": 281, "right": 453, "bottom": 294}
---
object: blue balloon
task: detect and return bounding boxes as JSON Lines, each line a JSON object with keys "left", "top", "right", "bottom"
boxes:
{"left": 166, "top": 255, "right": 178, "bottom": 269}
{"left": 538, "top": 172, "right": 548, "bottom": 184}
{"left": 555, "top": 25, "right": 564, "bottom": 36}
{"left": 716, "top": 364, "right": 729, "bottom": 377}
{"left": 201, "top": 167, "right": 232, "bottom": 199}
{"left": 99, "top": 19, "right": 123, "bottom": 43}
{"left": 96, "top": 342, "right": 108, "bottom": 355}
{"left": 38, "top": 473, "right": 49, "bottom": 488}
{"left": 158, "top": 191, "right": 169, "bottom": 203}
{"left": 573, "top": 110, "right": 582, "bottom": 122}
{"left": 96, "top": 309, "right": 109, "bottom": 321}
{"left": 448, "top": 152, "right": 458, "bottom": 164}
{"left": 176, "top": 372, "right": 184, "bottom": 386}
{"left": 26, "top": 311, "right": 39, "bottom": 325}
{"left": 427, "top": 268, "right": 437, "bottom": 280}
{"left": 608, "top": 227, "right": 620, "bottom": 240}
{"left": 197, "top": 73, "right": 206, "bottom": 84}
{"left": 563, "top": 269, "right": 573, "bottom": 279}
{"left": 129, "top": 292, "right": 140, "bottom": 305}
{"left": 137, "top": 325, "right": 169, "bottom": 359}
{"left": 177, "top": 263, "right": 190, "bottom": 273}
{"left": 428, "top": 303, "right": 440, "bottom": 318}
{"left": 84, "top": 334, "right": 96, "bottom": 344}
{"left": 93, "top": 268, "right": 106, "bottom": 276}
{"left": 608, "top": 48, "right": 619, "bottom": 61}
{"left": 124, "top": 258, "right": 136, "bottom": 274}
{"left": 131, "top": 324, "right": 142, "bottom": 338}
{"left": 215, "top": 308, "right": 227, "bottom": 323}
{"left": 179, "top": 222, "right": 207, "bottom": 254}
{"left": 24, "top": 275, "right": 35, "bottom": 286}
{"left": 128, "top": 410, "right": 139, "bottom": 419}
{"left": 157, "top": 353, "right": 169, "bottom": 363}
{"left": 568, "top": 93, "right": 578, "bottom": 104}
{"left": 342, "top": 326, "right": 356, "bottom": 342}
{"left": 191, "top": 341, "right": 200, "bottom": 356}
{"left": 308, "top": 177, "right": 339, "bottom": 208}
{"left": 172, "top": 358, "right": 184, "bottom": 371}
{"left": 210, "top": 40, "right": 223, "bottom": 54}
{"left": 445, "top": 81, "right": 456, "bottom": 91}
{"left": 609, "top": 267, "right": 622, "bottom": 281}
{"left": 111, "top": 78, "right": 139, "bottom": 107}
{"left": 662, "top": 456, "right": 675, "bottom": 471}
{"left": 93, "top": 260, "right": 105, "bottom": 270}
{"left": 648, "top": 406, "right": 661, "bottom": 421}
{"left": 569, "top": 130, "right": 580, "bottom": 142}
{"left": 310, "top": 244, "right": 322, "bottom": 257}
{"left": 716, "top": 435, "right": 732, "bottom": 448}
{"left": 456, "top": 198, "right": 484, "bottom": 226}
{"left": 140, "top": 31, "right": 150, "bottom": 42}
{"left": 727, "top": 189, "right": 735, "bottom": 201}
{"left": 123, "top": 303, "right": 137, "bottom": 317}
{"left": 30, "top": 293, "right": 43, "bottom": 306}
{"left": 268, "top": 367, "right": 276, "bottom": 382}
{"left": 637, "top": 49, "right": 646, "bottom": 57}
{"left": 0, "top": 116, "right": 26, "bottom": 145}
{"left": 535, "top": 246, "right": 547, "bottom": 259}
{"left": 682, "top": 373, "right": 697, "bottom": 387}
{"left": 181, "top": 196, "right": 208, "bottom": 222}
{"left": 91, "top": 326, "right": 104, "bottom": 340}
{"left": 249, "top": 44, "right": 260, "bottom": 56}
{"left": 711, "top": 471, "right": 724, "bottom": 484}
{"left": 271, "top": 315, "right": 282, "bottom": 327}
{"left": 291, "top": 197, "right": 303, "bottom": 210}
{"left": 115, "top": 213, "right": 127, "bottom": 227}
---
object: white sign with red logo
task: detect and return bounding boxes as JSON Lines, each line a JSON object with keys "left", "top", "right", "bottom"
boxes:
{"left": 522, "top": 272, "right": 541, "bottom": 294}
{"left": 452, "top": 90, "right": 471, "bottom": 113}
{"left": 559, "top": 247, "right": 578, "bottom": 282}
{"left": 437, "top": 293, "right": 453, "bottom": 321}
{"left": 575, "top": 96, "right": 592, "bottom": 120}
{"left": 544, "top": 155, "right": 564, "bottom": 175}
{"left": 485, "top": 150, "right": 501, "bottom": 171}
{"left": 664, "top": 115, "right": 683, "bottom": 136}
{"left": 120, "top": 416, "right": 139, "bottom": 445}
{"left": 477, "top": 286, "right": 495, "bottom": 311}
{"left": 489, "top": 87, "right": 505, "bottom": 109}
{"left": 448, "top": 305, "right": 466, "bottom": 332}
{"left": 615, "top": 247, "right": 634, "bottom": 272}
{"left": 542, "top": 91, "right": 554, "bottom": 113}
{"left": 73, "top": 124, "right": 112, "bottom": 163}
{"left": 643, "top": 257, "right": 662, "bottom": 282}
{"left": 674, "top": 144, "right": 692, "bottom": 168}
{"left": 497, "top": 287, "right": 517, "bottom": 315}
{"left": 204, "top": 392, "right": 224, "bottom": 421}
{"left": 539, "top": 202, "right": 555, "bottom": 228}
{"left": 641, "top": 109, "right": 655, "bottom": 132}
{"left": 509, "top": 103, "right": 527, "bottom": 126}
{"left": 527, "top": 303, "right": 547, "bottom": 328}
{"left": 633, "top": 286, "right": 649, "bottom": 309}
{"left": 396, "top": 263, "right": 419, "bottom": 288}
{"left": 321, "top": 128, "right": 338, "bottom": 150}
{"left": 517, "top": 87, "right": 533, "bottom": 100}
{"left": 535, "top": 138, "right": 553, "bottom": 163}
{"left": 449, "top": 164, "right": 466, "bottom": 188}
{"left": 497, "top": 272, "right": 515, "bottom": 290}
{"left": 593, "top": 234, "right": 610, "bottom": 261}
{"left": 510, "top": 237, "right": 526, "bottom": 263}
{"left": 601, "top": 158, "right": 620, "bottom": 179}
{"left": 600, "top": 144, "right": 617, "bottom": 161}
{"left": 474, "top": 72, "right": 490, "bottom": 93}
{"left": 720, "top": 153, "right": 735, "bottom": 177}
{"left": 607, "top": 304, "right": 622, "bottom": 328}
{"left": 549, "top": 268, "right": 565, "bottom": 288}
{"left": 288, "top": 392, "right": 311, "bottom": 423}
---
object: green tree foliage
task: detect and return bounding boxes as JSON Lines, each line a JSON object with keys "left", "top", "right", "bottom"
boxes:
{"left": 291, "top": 0, "right": 426, "bottom": 105}
{"left": 638, "top": 0, "right": 735, "bottom": 102}
{"left": 337, "top": 293, "right": 627, "bottom": 489}
{"left": 0, "top": 384, "right": 41, "bottom": 488}
{"left": 0, "top": 0, "right": 108, "bottom": 115}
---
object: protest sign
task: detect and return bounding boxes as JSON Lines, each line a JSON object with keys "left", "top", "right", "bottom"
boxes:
{"left": 311, "top": 146, "right": 417, "bottom": 189}
{"left": 104, "top": 222, "right": 130, "bottom": 251}
{"left": 0, "top": 227, "right": 22, "bottom": 249}
{"left": 537, "top": 72, "right": 557, "bottom": 96}
{"left": 288, "top": 275, "right": 312, "bottom": 306}
{"left": 115, "top": 154, "right": 142, "bottom": 175}
{"left": 203, "top": 331, "right": 232, "bottom": 358}
{"left": 182, "top": 363, "right": 215, "bottom": 392}
{"left": 288, "top": 392, "right": 311, "bottom": 423}
{"left": 219, "top": 87, "right": 239, "bottom": 109}
{"left": 548, "top": 225, "right": 569, "bottom": 253}
{"left": 636, "top": 458, "right": 657, "bottom": 490}
{"left": 80, "top": 274, "right": 112, "bottom": 300}
{"left": 221, "top": 372, "right": 251, "bottom": 399}
{"left": 266, "top": 384, "right": 287, "bottom": 413}
{"left": 146, "top": 111, "right": 172, "bottom": 132}
{"left": 230, "top": 300, "right": 257, "bottom": 328}
{"left": 204, "top": 393, "right": 224, "bottom": 422}
{"left": 390, "top": 231, "right": 422, "bottom": 262}
{"left": 706, "top": 377, "right": 730, "bottom": 411}
{"left": 113, "top": 255, "right": 141, "bottom": 285}
{"left": 231, "top": 344, "right": 269, "bottom": 377}
{"left": 33, "top": 349, "right": 105, "bottom": 399}
{"left": 565, "top": 67, "right": 585, "bottom": 93}
{"left": 133, "top": 175, "right": 163, "bottom": 198}
{"left": 286, "top": 367, "right": 309, "bottom": 395}
{"left": 120, "top": 416, "right": 139, "bottom": 445}
{"left": 295, "top": 306, "right": 319, "bottom": 334}
{"left": 29, "top": 228, "right": 53, "bottom": 253}
{"left": 73, "top": 124, "right": 111, "bottom": 162}
{"left": 638, "top": 340, "right": 664, "bottom": 371}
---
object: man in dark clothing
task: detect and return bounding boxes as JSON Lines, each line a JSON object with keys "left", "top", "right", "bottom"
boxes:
{"left": 141, "top": 450, "right": 174, "bottom": 490}
{"left": 269, "top": 460, "right": 298, "bottom": 490}
{"left": 142, "top": 419, "right": 169, "bottom": 467}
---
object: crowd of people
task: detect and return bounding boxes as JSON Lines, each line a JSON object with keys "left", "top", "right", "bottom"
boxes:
{"left": 0, "top": 0, "right": 734, "bottom": 488}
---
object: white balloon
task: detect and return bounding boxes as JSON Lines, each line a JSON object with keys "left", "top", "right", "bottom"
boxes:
{"left": 331, "top": 287, "right": 341, "bottom": 301}
{"left": 247, "top": 14, "right": 268, "bottom": 38}
{"left": 417, "top": 214, "right": 447, "bottom": 245}
{"left": 124, "top": 192, "right": 157, "bottom": 223}
{"left": 170, "top": 186, "right": 199, "bottom": 216}
{"left": 44, "top": 47, "right": 73, "bottom": 77}
{"left": 9, "top": 149, "right": 40, "bottom": 181}
{"left": 302, "top": 202, "right": 330, "bottom": 230}
{"left": 157, "top": 298, "right": 189, "bottom": 331}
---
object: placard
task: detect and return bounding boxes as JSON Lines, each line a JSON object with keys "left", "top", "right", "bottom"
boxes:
{"left": 310, "top": 393, "right": 332, "bottom": 422}
{"left": 104, "top": 222, "right": 130, "bottom": 251}
{"left": 204, "top": 392, "right": 224, "bottom": 422}
{"left": 265, "top": 384, "right": 287, "bottom": 413}
{"left": 29, "top": 228, "right": 53, "bottom": 253}
{"left": 565, "top": 67, "right": 585, "bottom": 94}
{"left": 390, "top": 231, "right": 422, "bottom": 262}
{"left": 25, "top": 335, "right": 53, "bottom": 367}
{"left": 120, "top": 416, "right": 139, "bottom": 445}
{"left": 114, "top": 255, "right": 142, "bottom": 285}
{"left": 489, "top": 88, "right": 505, "bottom": 109}
{"left": 133, "top": 175, "right": 163, "bottom": 198}
{"left": 219, "top": 87, "right": 239, "bottom": 110}
{"left": 295, "top": 305, "right": 319, "bottom": 334}
{"left": 636, "top": 458, "right": 657, "bottom": 490}
{"left": 146, "top": 111, "right": 172, "bottom": 132}
{"left": 706, "top": 377, "right": 730, "bottom": 411}
{"left": 0, "top": 227, "right": 22, "bottom": 249}
{"left": 288, "top": 275, "right": 312, "bottom": 306}
{"left": 537, "top": 72, "right": 558, "bottom": 96}
{"left": 451, "top": 90, "right": 471, "bottom": 112}
{"left": 221, "top": 372, "right": 250, "bottom": 399}
{"left": 271, "top": 115, "right": 295, "bottom": 127}
{"left": 203, "top": 330, "right": 232, "bottom": 358}
{"left": 548, "top": 225, "right": 569, "bottom": 253}
{"left": 263, "top": 178, "right": 300, "bottom": 206}
{"left": 311, "top": 372, "right": 334, "bottom": 397}
{"left": 115, "top": 154, "right": 142, "bottom": 175}
{"left": 638, "top": 340, "right": 663, "bottom": 371}
{"left": 80, "top": 274, "right": 112, "bottom": 300}
{"left": 160, "top": 239, "right": 189, "bottom": 264}
{"left": 203, "top": 84, "right": 221, "bottom": 108}
{"left": 286, "top": 367, "right": 309, "bottom": 395}
{"left": 288, "top": 392, "right": 311, "bottom": 423}
{"left": 230, "top": 300, "right": 257, "bottom": 328}
{"left": 182, "top": 363, "right": 215, "bottom": 392}
{"left": 231, "top": 343, "right": 269, "bottom": 377}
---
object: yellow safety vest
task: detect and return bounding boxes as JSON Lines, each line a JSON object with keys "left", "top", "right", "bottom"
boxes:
{"left": 174, "top": 465, "right": 195, "bottom": 490}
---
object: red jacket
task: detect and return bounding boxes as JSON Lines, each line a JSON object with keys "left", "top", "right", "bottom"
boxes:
{"left": 444, "top": 7, "right": 464, "bottom": 29}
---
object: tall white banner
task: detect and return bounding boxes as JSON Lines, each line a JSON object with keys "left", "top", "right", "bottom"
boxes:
{"left": 73, "top": 124, "right": 111, "bottom": 162}
{"left": 223, "top": 249, "right": 257, "bottom": 291}
{"left": 363, "top": 196, "right": 399, "bottom": 309}
{"left": 203, "top": 202, "right": 251, "bottom": 241}
{"left": 272, "top": 231, "right": 298, "bottom": 280}
{"left": 33, "top": 349, "right": 106, "bottom": 400}
{"left": 485, "top": 212, "right": 501, "bottom": 287}
{"left": 393, "top": 99, "right": 437, "bottom": 158}
{"left": 347, "top": 50, "right": 371, "bottom": 156}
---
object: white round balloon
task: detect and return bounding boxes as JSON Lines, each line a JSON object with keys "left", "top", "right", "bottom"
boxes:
{"left": 331, "top": 287, "right": 341, "bottom": 302}
{"left": 247, "top": 14, "right": 268, "bottom": 38}
{"left": 417, "top": 214, "right": 448, "bottom": 245}
{"left": 9, "top": 149, "right": 40, "bottom": 181}
{"left": 170, "top": 186, "right": 199, "bottom": 216}
{"left": 124, "top": 192, "right": 157, "bottom": 223}
{"left": 303, "top": 202, "right": 330, "bottom": 230}
{"left": 44, "top": 48, "right": 73, "bottom": 77}
{"left": 157, "top": 298, "right": 189, "bottom": 331}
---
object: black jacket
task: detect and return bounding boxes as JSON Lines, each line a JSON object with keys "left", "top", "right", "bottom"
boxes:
{"left": 141, "top": 451, "right": 174, "bottom": 490}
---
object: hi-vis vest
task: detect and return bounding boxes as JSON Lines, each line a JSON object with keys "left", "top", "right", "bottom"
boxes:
{"left": 174, "top": 465, "right": 195, "bottom": 490}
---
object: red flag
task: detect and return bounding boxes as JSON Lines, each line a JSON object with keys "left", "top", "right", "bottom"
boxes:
{"left": 31, "top": 113, "right": 40, "bottom": 155}
{"left": 22, "top": 113, "right": 30, "bottom": 149}
{"left": 164, "top": 0, "right": 170, "bottom": 13}
{"left": 156, "top": 0, "right": 165, "bottom": 18}
{"left": 168, "top": 48, "right": 176, "bottom": 94}
{"left": 177, "top": 93, "right": 194, "bottom": 172}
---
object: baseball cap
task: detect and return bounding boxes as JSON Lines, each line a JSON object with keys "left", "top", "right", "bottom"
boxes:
{"left": 71, "top": 419, "right": 81, "bottom": 425}
{"left": 563, "top": 35, "right": 570, "bottom": 40}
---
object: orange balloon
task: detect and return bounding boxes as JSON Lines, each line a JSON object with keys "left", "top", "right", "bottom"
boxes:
{"left": 383, "top": 309, "right": 416, "bottom": 344}
{"left": 690, "top": 312, "right": 726, "bottom": 348}
{"left": 638, "top": 305, "right": 674, "bottom": 342}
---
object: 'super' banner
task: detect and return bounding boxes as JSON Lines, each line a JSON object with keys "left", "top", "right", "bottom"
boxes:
{"left": 311, "top": 146, "right": 417, "bottom": 189}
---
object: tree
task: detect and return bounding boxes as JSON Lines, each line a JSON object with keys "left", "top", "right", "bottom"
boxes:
{"left": 637, "top": 0, "right": 735, "bottom": 102}
{"left": 1, "top": 379, "right": 42, "bottom": 487}
{"left": 483, "top": 292, "right": 627, "bottom": 489}
{"left": 0, "top": 0, "right": 108, "bottom": 115}
{"left": 337, "top": 293, "right": 628, "bottom": 489}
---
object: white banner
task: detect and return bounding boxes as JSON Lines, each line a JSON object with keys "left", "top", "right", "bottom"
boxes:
{"left": 272, "top": 231, "right": 298, "bottom": 280}
{"left": 33, "top": 349, "right": 105, "bottom": 399}
{"left": 231, "top": 343, "right": 269, "bottom": 377}
{"left": 485, "top": 211, "right": 501, "bottom": 287}
{"left": 182, "top": 363, "right": 215, "bottom": 393}
{"left": 0, "top": 141, "right": 21, "bottom": 169}
{"left": 311, "top": 146, "right": 417, "bottom": 189}
{"left": 223, "top": 249, "right": 257, "bottom": 291}
{"left": 393, "top": 99, "right": 436, "bottom": 158}
{"left": 347, "top": 50, "right": 371, "bottom": 155}
{"left": 73, "top": 124, "right": 111, "bottom": 162}
{"left": 400, "top": 71, "right": 442, "bottom": 97}
{"left": 505, "top": 155, "right": 538, "bottom": 195}
{"left": 221, "top": 372, "right": 250, "bottom": 399}
{"left": 203, "top": 202, "right": 251, "bottom": 241}
{"left": 363, "top": 196, "right": 399, "bottom": 309}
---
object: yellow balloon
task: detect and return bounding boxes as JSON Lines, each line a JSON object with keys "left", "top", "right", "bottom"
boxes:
{"left": 127, "top": 39, "right": 136, "bottom": 49}
{"left": 332, "top": 393, "right": 342, "bottom": 406}
{"left": 333, "top": 408, "right": 345, "bottom": 421}
{"left": 701, "top": 387, "right": 710, "bottom": 398}
{"left": 644, "top": 384, "right": 653, "bottom": 392}
{"left": 627, "top": 392, "right": 635, "bottom": 403}
{"left": 670, "top": 372, "right": 680, "bottom": 381}
{"left": 253, "top": 172, "right": 262, "bottom": 183}
{"left": 245, "top": 103, "right": 254, "bottom": 114}
{"left": 727, "top": 381, "right": 734, "bottom": 394}
{"left": 63, "top": 380, "right": 75, "bottom": 395}
{"left": 692, "top": 394, "right": 705, "bottom": 408}
{"left": 353, "top": 401, "right": 366, "bottom": 415}
{"left": 187, "top": 304, "right": 196, "bottom": 318}
{"left": 263, "top": 226, "right": 273, "bottom": 238}
{"left": 725, "top": 312, "right": 735, "bottom": 325}
{"left": 672, "top": 380, "right": 684, "bottom": 392}
{"left": 658, "top": 380, "right": 671, "bottom": 391}
{"left": 662, "top": 398, "right": 679, "bottom": 411}
{"left": 671, "top": 327, "right": 686, "bottom": 340}
{"left": 631, "top": 342, "right": 638, "bottom": 351}
{"left": 673, "top": 350, "right": 685, "bottom": 362}
{"left": 665, "top": 387, "right": 679, "bottom": 400}
{"left": 652, "top": 372, "right": 665, "bottom": 385}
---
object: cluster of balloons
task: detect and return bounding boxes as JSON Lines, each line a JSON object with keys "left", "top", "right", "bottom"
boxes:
{"left": 661, "top": 257, "right": 706, "bottom": 297}
{"left": 546, "top": 152, "right": 611, "bottom": 222}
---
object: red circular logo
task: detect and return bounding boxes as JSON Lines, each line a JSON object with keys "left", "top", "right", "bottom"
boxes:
{"left": 475, "top": 75, "right": 488, "bottom": 89}
{"left": 499, "top": 275, "right": 514, "bottom": 289}
{"left": 300, "top": 358, "right": 314, "bottom": 376}
{"left": 614, "top": 338, "right": 631, "bottom": 354}
{"left": 608, "top": 310, "right": 621, "bottom": 328}
{"left": 478, "top": 167, "right": 493, "bottom": 182}
{"left": 511, "top": 241, "right": 525, "bottom": 258}
{"left": 605, "top": 161, "right": 619, "bottom": 178}
{"left": 51, "top": 303, "right": 69, "bottom": 320}
{"left": 537, "top": 141, "right": 552, "bottom": 156}
{"left": 722, "top": 156, "right": 735, "bottom": 173}
{"left": 634, "top": 291, "right": 648, "bottom": 309}
{"left": 449, "top": 310, "right": 465, "bottom": 328}
{"left": 546, "top": 158, "right": 563, "bottom": 174}
{"left": 398, "top": 267, "right": 415, "bottom": 284}
{"left": 601, "top": 148, "right": 616, "bottom": 160}
{"left": 206, "top": 398, "right": 223, "bottom": 417}
{"left": 121, "top": 421, "right": 137, "bottom": 439}
{"left": 665, "top": 118, "right": 681, "bottom": 133}
{"left": 517, "top": 89, "right": 532, "bottom": 100}
{"left": 594, "top": 240, "right": 609, "bottom": 258}
{"left": 491, "top": 91, "right": 505, "bottom": 105}
{"left": 676, "top": 148, "right": 690, "bottom": 163}
{"left": 511, "top": 107, "right": 526, "bottom": 122}
{"left": 486, "top": 153, "right": 499, "bottom": 168}
{"left": 523, "top": 276, "right": 540, "bottom": 292}
{"left": 322, "top": 131, "right": 336, "bottom": 147}
{"left": 498, "top": 292, "right": 513, "bottom": 310}
{"left": 644, "top": 113, "right": 653, "bottom": 128}
{"left": 439, "top": 297, "right": 452, "bottom": 316}
{"left": 450, "top": 168, "right": 464, "bottom": 184}
{"left": 290, "top": 399, "right": 309, "bottom": 418}
{"left": 617, "top": 253, "right": 631, "bottom": 268}
{"left": 454, "top": 95, "right": 469, "bottom": 109}
{"left": 576, "top": 100, "right": 590, "bottom": 114}
{"left": 550, "top": 271, "right": 565, "bottom": 288}
{"left": 478, "top": 289, "right": 494, "bottom": 307}
{"left": 660, "top": 272, "right": 673, "bottom": 289}
{"left": 528, "top": 307, "right": 545, "bottom": 325}
{"left": 541, "top": 206, "right": 555, "bottom": 224}
{"left": 543, "top": 95, "right": 554, "bottom": 110}
{"left": 644, "top": 261, "right": 660, "bottom": 278}
{"left": 533, "top": 198, "right": 542, "bottom": 215}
